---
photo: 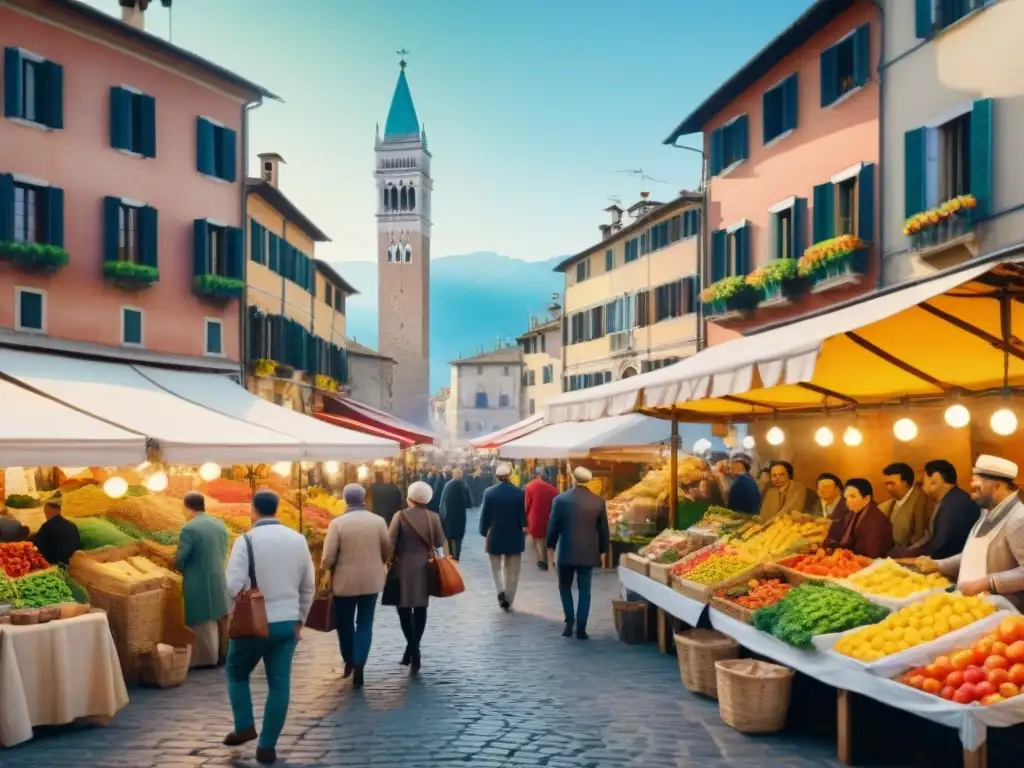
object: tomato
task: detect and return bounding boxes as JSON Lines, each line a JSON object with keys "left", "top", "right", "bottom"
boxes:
{"left": 922, "top": 678, "right": 943, "bottom": 695}
{"left": 946, "top": 670, "right": 965, "bottom": 688}
{"left": 951, "top": 651, "right": 975, "bottom": 670}
{"left": 992, "top": 641, "right": 1009, "bottom": 658}
{"left": 975, "top": 637, "right": 996, "bottom": 657}
{"left": 984, "top": 655, "right": 1009, "bottom": 672}
{"left": 999, "top": 682, "right": 1020, "bottom": 699}
{"left": 963, "top": 666, "right": 987, "bottom": 685}
{"left": 998, "top": 616, "right": 1024, "bottom": 645}
{"left": 953, "top": 684, "right": 978, "bottom": 704}
{"left": 940, "top": 686, "right": 956, "bottom": 700}
{"left": 1006, "top": 641, "right": 1024, "bottom": 664}
{"left": 907, "top": 675, "right": 926, "bottom": 690}
{"left": 981, "top": 693, "right": 1005, "bottom": 706}
{"left": 987, "top": 668, "right": 1010, "bottom": 688}
{"left": 1009, "top": 663, "right": 1024, "bottom": 687}
{"left": 975, "top": 681, "right": 996, "bottom": 699}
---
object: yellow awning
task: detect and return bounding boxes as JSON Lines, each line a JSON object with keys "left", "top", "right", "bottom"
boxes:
{"left": 546, "top": 255, "right": 1024, "bottom": 423}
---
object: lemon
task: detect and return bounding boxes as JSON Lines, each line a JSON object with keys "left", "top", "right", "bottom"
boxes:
{"left": 870, "top": 635, "right": 886, "bottom": 651}
{"left": 904, "top": 628, "right": 921, "bottom": 645}
{"left": 948, "top": 614, "right": 966, "bottom": 631}
{"left": 919, "top": 628, "right": 936, "bottom": 642}
{"left": 883, "top": 641, "right": 898, "bottom": 655}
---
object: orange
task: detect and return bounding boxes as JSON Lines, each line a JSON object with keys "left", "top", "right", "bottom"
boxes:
{"left": 999, "top": 682, "right": 1020, "bottom": 699}
{"left": 984, "top": 655, "right": 1010, "bottom": 672}
{"left": 1009, "top": 663, "right": 1024, "bottom": 687}
{"left": 987, "top": 668, "right": 1010, "bottom": 688}
{"left": 951, "top": 650, "right": 974, "bottom": 670}
{"left": 922, "top": 678, "right": 942, "bottom": 695}
{"left": 981, "top": 694, "right": 1005, "bottom": 706}
{"left": 907, "top": 675, "right": 926, "bottom": 690}
{"left": 992, "top": 641, "right": 1009, "bottom": 658}
{"left": 946, "top": 670, "right": 965, "bottom": 688}
{"left": 1006, "top": 641, "right": 1024, "bottom": 664}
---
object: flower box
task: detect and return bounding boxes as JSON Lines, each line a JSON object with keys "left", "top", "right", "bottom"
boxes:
{"left": 0, "top": 241, "right": 69, "bottom": 273}
{"left": 103, "top": 261, "right": 158, "bottom": 290}
{"left": 251, "top": 358, "right": 277, "bottom": 377}
{"left": 193, "top": 274, "right": 244, "bottom": 302}
{"left": 701, "top": 276, "right": 758, "bottom": 318}
{"left": 905, "top": 195, "right": 977, "bottom": 251}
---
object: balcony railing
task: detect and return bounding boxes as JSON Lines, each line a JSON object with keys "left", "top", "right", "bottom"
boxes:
{"left": 906, "top": 200, "right": 979, "bottom": 262}
{"left": 609, "top": 329, "right": 634, "bottom": 353}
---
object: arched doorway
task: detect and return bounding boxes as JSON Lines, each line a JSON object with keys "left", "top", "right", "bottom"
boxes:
{"left": 621, "top": 367, "right": 638, "bottom": 379}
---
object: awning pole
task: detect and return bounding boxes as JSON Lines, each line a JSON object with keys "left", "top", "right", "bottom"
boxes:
{"left": 669, "top": 412, "right": 679, "bottom": 529}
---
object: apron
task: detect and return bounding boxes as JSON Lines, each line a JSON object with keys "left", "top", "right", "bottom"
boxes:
{"left": 958, "top": 498, "right": 1016, "bottom": 588}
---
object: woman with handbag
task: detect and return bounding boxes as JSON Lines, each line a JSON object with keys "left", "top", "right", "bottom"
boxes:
{"left": 321, "top": 484, "right": 390, "bottom": 689}
{"left": 386, "top": 480, "right": 448, "bottom": 674}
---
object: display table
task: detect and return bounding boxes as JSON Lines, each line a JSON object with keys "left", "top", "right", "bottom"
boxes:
{"left": 0, "top": 612, "right": 129, "bottom": 747}
{"left": 619, "top": 566, "right": 706, "bottom": 626}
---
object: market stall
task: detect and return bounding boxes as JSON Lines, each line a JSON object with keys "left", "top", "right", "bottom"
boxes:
{"left": 469, "top": 414, "right": 546, "bottom": 451}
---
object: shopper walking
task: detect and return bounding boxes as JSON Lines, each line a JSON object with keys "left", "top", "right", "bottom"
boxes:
{"left": 321, "top": 484, "right": 390, "bottom": 689}
{"left": 388, "top": 480, "right": 447, "bottom": 674}
{"left": 525, "top": 467, "right": 557, "bottom": 570}
{"left": 368, "top": 472, "right": 404, "bottom": 527}
{"left": 439, "top": 467, "right": 473, "bottom": 561}
{"left": 479, "top": 463, "right": 527, "bottom": 611}
{"left": 176, "top": 492, "right": 230, "bottom": 668}
{"left": 547, "top": 466, "right": 610, "bottom": 640}
{"left": 223, "top": 490, "right": 315, "bottom": 766}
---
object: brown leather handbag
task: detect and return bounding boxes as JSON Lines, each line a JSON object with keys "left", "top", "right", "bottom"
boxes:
{"left": 407, "top": 513, "right": 465, "bottom": 598}
{"left": 228, "top": 534, "right": 269, "bottom": 639}
{"left": 305, "top": 572, "right": 336, "bottom": 632}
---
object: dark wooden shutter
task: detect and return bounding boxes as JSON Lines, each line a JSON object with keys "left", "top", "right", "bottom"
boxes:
{"left": 103, "top": 196, "right": 121, "bottom": 262}
{"left": 226, "top": 226, "right": 244, "bottom": 279}
{"left": 42, "top": 61, "right": 62, "bottom": 129}
{"left": 196, "top": 117, "right": 215, "bottom": 175}
{"left": 0, "top": 173, "right": 13, "bottom": 242}
{"left": 813, "top": 183, "right": 835, "bottom": 242}
{"left": 3, "top": 48, "right": 22, "bottom": 119}
{"left": 139, "top": 206, "right": 158, "bottom": 268}
{"left": 139, "top": 94, "right": 157, "bottom": 158}
{"left": 193, "top": 219, "right": 211, "bottom": 277}
{"left": 858, "top": 163, "right": 876, "bottom": 242}
{"left": 792, "top": 197, "right": 808, "bottom": 258}
{"left": 820, "top": 44, "right": 838, "bottom": 107}
{"left": 219, "top": 127, "right": 238, "bottom": 182}
{"left": 44, "top": 186, "right": 63, "bottom": 247}
{"left": 853, "top": 24, "right": 871, "bottom": 87}
{"left": 903, "top": 128, "right": 927, "bottom": 218}
{"left": 110, "top": 87, "right": 132, "bottom": 150}
{"left": 970, "top": 98, "right": 994, "bottom": 218}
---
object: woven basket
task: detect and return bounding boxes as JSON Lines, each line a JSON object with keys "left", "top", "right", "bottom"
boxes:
{"left": 716, "top": 658, "right": 794, "bottom": 733}
{"left": 612, "top": 599, "right": 646, "bottom": 634}
{"left": 674, "top": 629, "right": 740, "bottom": 698}
{"left": 139, "top": 644, "right": 192, "bottom": 688}
{"left": 88, "top": 584, "right": 165, "bottom": 684}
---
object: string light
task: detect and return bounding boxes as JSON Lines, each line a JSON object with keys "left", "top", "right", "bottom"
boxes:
{"left": 692, "top": 438, "right": 711, "bottom": 455}
{"left": 144, "top": 471, "right": 168, "bottom": 492}
{"left": 742, "top": 435, "right": 756, "bottom": 450}
{"left": 944, "top": 404, "right": 970, "bottom": 429}
{"left": 843, "top": 426, "right": 863, "bottom": 447}
{"left": 271, "top": 461, "right": 292, "bottom": 477}
{"left": 893, "top": 418, "right": 918, "bottom": 442}
{"left": 103, "top": 476, "right": 128, "bottom": 499}
{"left": 991, "top": 408, "right": 1018, "bottom": 436}
{"left": 766, "top": 426, "right": 785, "bottom": 446}
{"left": 356, "top": 464, "right": 370, "bottom": 481}
{"left": 198, "top": 462, "right": 221, "bottom": 482}
{"left": 323, "top": 461, "right": 340, "bottom": 475}
{"left": 814, "top": 426, "right": 834, "bottom": 447}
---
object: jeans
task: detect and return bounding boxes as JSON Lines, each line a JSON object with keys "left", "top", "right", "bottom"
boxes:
{"left": 489, "top": 553, "right": 522, "bottom": 604}
{"left": 334, "top": 594, "right": 378, "bottom": 667}
{"left": 226, "top": 620, "right": 298, "bottom": 750}
{"left": 448, "top": 538, "right": 463, "bottom": 561}
{"left": 397, "top": 606, "right": 428, "bottom": 653}
{"left": 557, "top": 565, "right": 594, "bottom": 630}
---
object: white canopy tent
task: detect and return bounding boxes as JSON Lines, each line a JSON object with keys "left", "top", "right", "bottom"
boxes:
{"left": 138, "top": 367, "right": 399, "bottom": 461}
{"left": 0, "top": 379, "right": 146, "bottom": 467}
{"left": 0, "top": 348, "right": 302, "bottom": 465}
{"left": 469, "top": 414, "right": 545, "bottom": 450}
{"left": 498, "top": 413, "right": 700, "bottom": 459}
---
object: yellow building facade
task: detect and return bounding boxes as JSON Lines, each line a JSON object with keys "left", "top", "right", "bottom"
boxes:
{"left": 557, "top": 193, "right": 703, "bottom": 391}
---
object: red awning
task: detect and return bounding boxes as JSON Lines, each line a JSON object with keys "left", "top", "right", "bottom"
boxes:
{"left": 316, "top": 395, "right": 436, "bottom": 449}
{"left": 469, "top": 414, "right": 545, "bottom": 450}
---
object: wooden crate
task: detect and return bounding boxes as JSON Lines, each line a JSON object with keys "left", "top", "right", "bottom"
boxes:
{"left": 708, "top": 564, "right": 783, "bottom": 624}
{"left": 620, "top": 553, "right": 649, "bottom": 577}
{"left": 773, "top": 554, "right": 873, "bottom": 587}
{"left": 648, "top": 561, "right": 674, "bottom": 585}
{"left": 673, "top": 563, "right": 762, "bottom": 605}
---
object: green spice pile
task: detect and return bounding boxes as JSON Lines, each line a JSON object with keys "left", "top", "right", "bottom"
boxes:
{"left": 74, "top": 517, "right": 137, "bottom": 550}
{"left": 15, "top": 568, "right": 74, "bottom": 608}
{"left": 752, "top": 581, "right": 889, "bottom": 649}
{"left": 0, "top": 574, "right": 18, "bottom": 604}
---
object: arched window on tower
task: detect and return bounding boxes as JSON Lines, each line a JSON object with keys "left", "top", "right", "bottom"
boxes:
{"left": 399, "top": 187, "right": 408, "bottom": 211}
{"left": 389, "top": 187, "right": 398, "bottom": 210}
{"left": 408, "top": 186, "right": 416, "bottom": 210}
{"left": 404, "top": 243, "right": 412, "bottom": 263}
{"left": 382, "top": 187, "right": 390, "bottom": 211}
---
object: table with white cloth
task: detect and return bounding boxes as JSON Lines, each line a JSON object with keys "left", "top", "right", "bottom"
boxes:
{"left": 0, "top": 612, "right": 129, "bottom": 747}
{"left": 619, "top": 566, "right": 707, "bottom": 652}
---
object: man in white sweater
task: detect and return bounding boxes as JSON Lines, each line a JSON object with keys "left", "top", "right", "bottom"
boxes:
{"left": 223, "top": 489, "right": 315, "bottom": 766}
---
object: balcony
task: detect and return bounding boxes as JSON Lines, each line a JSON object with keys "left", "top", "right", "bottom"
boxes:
{"left": 906, "top": 197, "right": 980, "bottom": 267}
{"left": 609, "top": 329, "right": 635, "bottom": 354}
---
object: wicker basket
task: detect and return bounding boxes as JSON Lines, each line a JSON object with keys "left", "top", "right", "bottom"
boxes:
{"left": 612, "top": 599, "right": 646, "bottom": 635}
{"left": 138, "top": 644, "right": 192, "bottom": 688}
{"left": 88, "top": 584, "right": 165, "bottom": 684}
{"left": 620, "top": 553, "right": 649, "bottom": 577}
{"left": 715, "top": 658, "right": 794, "bottom": 733}
{"left": 673, "top": 629, "right": 740, "bottom": 698}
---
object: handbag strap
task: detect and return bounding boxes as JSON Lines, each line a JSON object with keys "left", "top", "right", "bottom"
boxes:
{"left": 243, "top": 533, "right": 258, "bottom": 590}
{"left": 403, "top": 509, "right": 435, "bottom": 554}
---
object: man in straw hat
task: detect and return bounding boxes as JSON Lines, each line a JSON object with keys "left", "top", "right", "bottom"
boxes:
{"left": 480, "top": 463, "right": 527, "bottom": 611}
{"left": 918, "top": 455, "right": 1024, "bottom": 607}
{"left": 547, "top": 465, "right": 609, "bottom": 640}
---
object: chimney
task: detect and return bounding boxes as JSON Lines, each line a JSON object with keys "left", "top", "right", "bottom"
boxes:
{"left": 119, "top": 0, "right": 148, "bottom": 29}
{"left": 598, "top": 223, "right": 611, "bottom": 240}
{"left": 258, "top": 152, "right": 286, "bottom": 189}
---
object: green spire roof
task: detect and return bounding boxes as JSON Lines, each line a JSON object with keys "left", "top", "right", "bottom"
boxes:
{"left": 383, "top": 63, "right": 420, "bottom": 141}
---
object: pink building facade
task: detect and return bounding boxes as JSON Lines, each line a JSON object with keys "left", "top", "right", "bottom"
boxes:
{"left": 665, "top": 0, "right": 880, "bottom": 346}
{"left": 0, "top": 0, "right": 271, "bottom": 369}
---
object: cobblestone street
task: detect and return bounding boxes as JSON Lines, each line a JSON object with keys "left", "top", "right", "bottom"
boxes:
{"left": 3, "top": 509, "right": 844, "bottom": 768}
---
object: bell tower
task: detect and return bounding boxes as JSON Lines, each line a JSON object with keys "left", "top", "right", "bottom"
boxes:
{"left": 375, "top": 52, "right": 432, "bottom": 426}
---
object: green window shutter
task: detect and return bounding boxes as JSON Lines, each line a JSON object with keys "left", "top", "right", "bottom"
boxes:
{"left": 109, "top": 87, "right": 132, "bottom": 150}
{"left": 709, "top": 229, "right": 727, "bottom": 282}
{"left": 762, "top": 89, "right": 776, "bottom": 145}
{"left": 904, "top": 127, "right": 927, "bottom": 218}
{"left": 736, "top": 225, "right": 752, "bottom": 274}
{"left": 19, "top": 291, "right": 42, "bottom": 330}
{"left": 269, "top": 234, "right": 280, "bottom": 273}
{"left": 139, "top": 206, "right": 158, "bottom": 268}
{"left": 196, "top": 117, "right": 215, "bottom": 175}
{"left": 206, "top": 320, "right": 222, "bottom": 355}
{"left": 138, "top": 94, "right": 156, "bottom": 158}
{"left": 249, "top": 220, "right": 262, "bottom": 264}
{"left": 812, "top": 182, "right": 835, "bottom": 242}
{"left": 44, "top": 186, "right": 63, "bottom": 247}
{"left": 103, "top": 196, "right": 121, "bottom": 262}
{"left": 793, "top": 197, "right": 807, "bottom": 258}
{"left": 858, "top": 163, "right": 876, "bottom": 242}
{"left": 915, "top": 0, "right": 933, "bottom": 37}
{"left": 42, "top": 61, "right": 62, "bottom": 129}
{"left": 193, "top": 219, "right": 211, "bottom": 276}
{"left": 0, "top": 173, "right": 13, "bottom": 241}
{"left": 734, "top": 114, "right": 749, "bottom": 161}
{"left": 853, "top": 24, "right": 871, "bottom": 87}
{"left": 226, "top": 226, "right": 243, "bottom": 279}
{"left": 4, "top": 48, "right": 23, "bottom": 119}
{"left": 820, "top": 44, "right": 838, "bottom": 107}
{"left": 709, "top": 128, "right": 724, "bottom": 176}
{"left": 218, "top": 127, "right": 238, "bottom": 182}
{"left": 970, "top": 98, "right": 994, "bottom": 218}
{"left": 784, "top": 74, "right": 798, "bottom": 132}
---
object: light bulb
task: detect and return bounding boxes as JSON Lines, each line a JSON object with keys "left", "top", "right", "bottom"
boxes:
{"left": 991, "top": 408, "right": 1018, "bottom": 436}
{"left": 742, "top": 435, "right": 756, "bottom": 450}
{"left": 356, "top": 464, "right": 370, "bottom": 481}
{"left": 271, "top": 461, "right": 292, "bottom": 477}
{"left": 814, "top": 426, "right": 834, "bottom": 447}
{"left": 103, "top": 476, "right": 128, "bottom": 499}
{"left": 893, "top": 418, "right": 918, "bottom": 442}
{"left": 944, "top": 404, "right": 970, "bottom": 429}
{"left": 843, "top": 426, "right": 863, "bottom": 447}
{"left": 692, "top": 438, "right": 711, "bottom": 455}
{"left": 144, "top": 471, "right": 168, "bottom": 493}
{"left": 766, "top": 426, "right": 785, "bottom": 446}
{"left": 323, "top": 461, "right": 340, "bottom": 476}
{"left": 198, "top": 462, "right": 221, "bottom": 482}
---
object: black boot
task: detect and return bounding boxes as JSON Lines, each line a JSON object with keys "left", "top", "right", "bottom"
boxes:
{"left": 342, "top": 662, "right": 354, "bottom": 679}
{"left": 538, "top": 560, "right": 549, "bottom": 571}
{"left": 410, "top": 651, "right": 421, "bottom": 675}
{"left": 400, "top": 645, "right": 411, "bottom": 666}
{"left": 576, "top": 626, "right": 589, "bottom": 640}
{"left": 562, "top": 620, "right": 574, "bottom": 637}
{"left": 255, "top": 746, "right": 277, "bottom": 765}
{"left": 497, "top": 590, "right": 506, "bottom": 607}
{"left": 353, "top": 666, "right": 364, "bottom": 689}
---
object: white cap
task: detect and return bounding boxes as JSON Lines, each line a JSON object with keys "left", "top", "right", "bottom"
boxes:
{"left": 496, "top": 463, "right": 512, "bottom": 477}
{"left": 573, "top": 466, "right": 593, "bottom": 483}
{"left": 974, "top": 455, "right": 1019, "bottom": 481}
{"left": 407, "top": 480, "right": 434, "bottom": 505}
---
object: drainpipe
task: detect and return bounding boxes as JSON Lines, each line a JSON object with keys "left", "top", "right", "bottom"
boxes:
{"left": 240, "top": 98, "right": 263, "bottom": 379}
{"left": 870, "top": 0, "right": 886, "bottom": 289}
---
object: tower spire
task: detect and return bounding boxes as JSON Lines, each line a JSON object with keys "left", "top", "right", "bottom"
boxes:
{"left": 383, "top": 50, "right": 420, "bottom": 141}
{"left": 397, "top": 48, "right": 410, "bottom": 71}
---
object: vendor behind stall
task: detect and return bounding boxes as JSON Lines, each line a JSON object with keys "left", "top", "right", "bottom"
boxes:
{"left": 0, "top": 509, "right": 29, "bottom": 542}
{"left": 760, "top": 461, "right": 811, "bottom": 520}
{"left": 824, "top": 478, "right": 894, "bottom": 558}
{"left": 892, "top": 459, "right": 979, "bottom": 559}
{"left": 31, "top": 498, "right": 80, "bottom": 566}
{"left": 713, "top": 454, "right": 760, "bottom": 515}
{"left": 918, "top": 455, "right": 1024, "bottom": 606}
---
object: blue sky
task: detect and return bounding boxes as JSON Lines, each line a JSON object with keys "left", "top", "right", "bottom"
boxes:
{"left": 84, "top": 0, "right": 813, "bottom": 267}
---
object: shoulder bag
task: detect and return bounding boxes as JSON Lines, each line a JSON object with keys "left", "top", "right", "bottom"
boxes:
{"left": 406, "top": 512, "right": 465, "bottom": 598}
{"left": 381, "top": 513, "right": 402, "bottom": 606}
{"left": 228, "top": 534, "right": 269, "bottom": 639}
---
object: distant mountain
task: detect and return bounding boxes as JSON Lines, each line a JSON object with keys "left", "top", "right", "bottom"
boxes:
{"left": 335, "top": 252, "right": 566, "bottom": 391}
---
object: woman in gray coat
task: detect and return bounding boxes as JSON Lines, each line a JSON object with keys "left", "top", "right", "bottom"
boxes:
{"left": 388, "top": 480, "right": 447, "bottom": 674}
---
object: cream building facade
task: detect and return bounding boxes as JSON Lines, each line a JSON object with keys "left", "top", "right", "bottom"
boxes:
{"left": 557, "top": 193, "right": 703, "bottom": 392}
{"left": 517, "top": 311, "right": 562, "bottom": 417}
{"left": 881, "top": 0, "right": 1021, "bottom": 284}
{"left": 448, "top": 348, "right": 524, "bottom": 442}
{"left": 345, "top": 338, "right": 395, "bottom": 412}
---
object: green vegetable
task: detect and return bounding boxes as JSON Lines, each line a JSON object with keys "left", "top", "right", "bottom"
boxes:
{"left": 3, "top": 494, "right": 40, "bottom": 509}
{"left": 74, "top": 517, "right": 136, "bottom": 550}
{"left": 655, "top": 549, "right": 683, "bottom": 564}
{"left": 0, "top": 574, "right": 18, "bottom": 604}
{"left": 14, "top": 567, "right": 74, "bottom": 608}
{"left": 752, "top": 581, "right": 888, "bottom": 648}
{"left": 125, "top": 485, "right": 150, "bottom": 497}
{"left": 147, "top": 530, "right": 179, "bottom": 546}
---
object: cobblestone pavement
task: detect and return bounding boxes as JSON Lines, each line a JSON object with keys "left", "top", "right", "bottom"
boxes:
{"left": 3, "top": 509, "right": 845, "bottom": 768}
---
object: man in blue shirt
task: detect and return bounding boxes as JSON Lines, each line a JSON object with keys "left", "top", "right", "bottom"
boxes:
{"left": 715, "top": 453, "right": 761, "bottom": 515}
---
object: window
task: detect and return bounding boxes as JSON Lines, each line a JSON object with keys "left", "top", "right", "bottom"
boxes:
{"left": 762, "top": 74, "right": 798, "bottom": 144}
{"left": 205, "top": 319, "right": 223, "bottom": 356}
{"left": 820, "top": 25, "right": 870, "bottom": 108}
{"left": 654, "top": 280, "right": 682, "bottom": 322}
{"left": 917, "top": 0, "right": 989, "bottom": 37}
{"left": 334, "top": 288, "right": 344, "bottom": 313}
{"left": 605, "top": 249, "right": 613, "bottom": 272}
{"left": 109, "top": 87, "right": 156, "bottom": 157}
{"left": 941, "top": 111, "right": 972, "bottom": 201}
{"left": 15, "top": 287, "right": 44, "bottom": 332}
{"left": 575, "top": 259, "right": 589, "bottom": 283}
{"left": 209, "top": 225, "right": 229, "bottom": 276}
{"left": 709, "top": 225, "right": 751, "bottom": 281}
{"left": 836, "top": 176, "right": 858, "bottom": 236}
{"left": 542, "top": 365, "right": 553, "bottom": 384}
{"left": 709, "top": 115, "right": 749, "bottom": 176}
{"left": 624, "top": 238, "right": 639, "bottom": 263}
{"left": 193, "top": 219, "right": 242, "bottom": 283}
{"left": 3, "top": 48, "right": 63, "bottom": 129}
{"left": 118, "top": 202, "right": 141, "bottom": 263}
{"left": 527, "top": 370, "right": 536, "bottom": 386}
{"left": 250, "top": 220, "right": 267, "bottom": 265}
{"left": 122, "top": 307, "right": 143, "bottom": 346}
{"left": 635, "top": 290, "right": 651, "bottom": 328}
{"left": 13, "top": 182, "right": 44, "bottom": 243}
{"left": 529, "top": 399, "right": 535, "bottom": 415}
{"left": 499, "top": 394, "right": 510, "bottom": 408}
{"left": 682, "top": 209, "right": 700, "bottom": 238}
{"left": 769, "top": 199, "right": 806, "bottom": 260}
{"left": 196, "top": 117, "right": 237, "bottom": 182}
{"left": 812, "top": 164, "right": 875, "bottom": 243}
{"left": 474, "top": 391, "right": 488, "bottom": 408}
{"left": 324, "top": 283, "right": 334, "bottom": 307}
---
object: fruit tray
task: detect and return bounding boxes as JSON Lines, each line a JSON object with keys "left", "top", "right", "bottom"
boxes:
{"left": 837, "top": 558, "right": 952, "bottom": 611}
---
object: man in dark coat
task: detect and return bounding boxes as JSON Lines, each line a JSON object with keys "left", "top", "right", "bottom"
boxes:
{"left": 892, "top": 459, "right": 980, "bottom": 559}
{"left": 479, "top": 463, "right": 527, "bottom": 611}
{"left": 368, "top": 472, "right": 404, "bottom": 526}
{"left": 32, "top": 498, "right": 81, "bottom": 566}
{"left": 439, "top": 468, "right": 473, "bottom": 561}
{"left": 547, "top": 466, "right": 610, "bottom": 640}
{"left": 0, "top": 510, "right": 29, "bottom": 542}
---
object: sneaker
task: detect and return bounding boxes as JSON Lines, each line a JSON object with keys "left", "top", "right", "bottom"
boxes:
{"left": 562, "top": 621, "right": 574, "bottom": 637}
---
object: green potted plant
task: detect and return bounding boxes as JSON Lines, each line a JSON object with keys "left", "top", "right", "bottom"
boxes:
{"left": 103, "top": 261, "right": 159, "bottom": 290}
{"left": 0, "top": 241, "right": 69, "bottom": 273}
{"left": 252, "top": 358, "right": 277, "bottom": 377}
{"left": 193, "top": 274, "right": 244, "bottom": 302}
{"left": 700, "top": 275, "right": 758, "bottom": 316}
{"left": 745, "top": 259, "right": 807, "bottom": 303}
